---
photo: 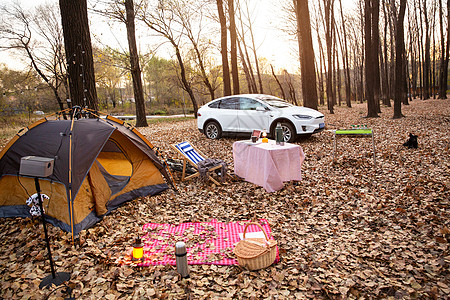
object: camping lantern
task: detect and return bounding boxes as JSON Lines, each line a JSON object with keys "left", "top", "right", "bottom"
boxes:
{"left": 262, "top": 130, "right": 268, "bottom": 143}
{"left": 132, "top": 236, "right": 144, "bottom": 261}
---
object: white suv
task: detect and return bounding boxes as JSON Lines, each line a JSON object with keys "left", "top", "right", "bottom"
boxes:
{"left": 197, "top": 94, "right": 325, "bottom": 142}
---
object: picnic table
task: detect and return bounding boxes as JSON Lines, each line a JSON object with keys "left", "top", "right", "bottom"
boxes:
{"left": 233, "top": 139, "right": 305, "bottom": 192}
{"left": 333, "top": 126, "right": 376, "bottom": 166}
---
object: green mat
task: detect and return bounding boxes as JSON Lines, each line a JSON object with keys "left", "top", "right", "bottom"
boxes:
{"left": 335, "top": 129, "right": 373, "bottom": 135}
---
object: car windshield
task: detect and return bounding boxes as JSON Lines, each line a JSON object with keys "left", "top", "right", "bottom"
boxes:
{"left": 260, "top": 97, "right": 292, "bottom": 108}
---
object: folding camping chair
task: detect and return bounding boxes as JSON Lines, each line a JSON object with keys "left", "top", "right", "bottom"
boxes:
{"left": 171, "top": 141, "right": 230, "bottom": 185}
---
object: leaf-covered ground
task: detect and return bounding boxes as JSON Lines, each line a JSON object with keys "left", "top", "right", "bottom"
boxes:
{"left": 0, "top": 99, "right": 449, "bottom": 299}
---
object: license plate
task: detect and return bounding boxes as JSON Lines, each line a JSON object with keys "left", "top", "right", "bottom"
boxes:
{"left": 319, "top": 123, "right": 325, "bottom": 128}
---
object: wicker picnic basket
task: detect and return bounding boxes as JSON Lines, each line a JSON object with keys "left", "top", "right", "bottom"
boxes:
{"left": 233, "top": 222, "right": 277, "bottom": 270}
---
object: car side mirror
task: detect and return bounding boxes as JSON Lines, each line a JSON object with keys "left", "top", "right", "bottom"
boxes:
{"left": 256, "top": 106, "right": 266, "bottom": 112}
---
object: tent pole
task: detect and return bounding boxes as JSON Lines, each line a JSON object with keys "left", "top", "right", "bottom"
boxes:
{"left": 35, "top": 177, "right": 71, "bottom": 289}
{"left": 35, "top": 178, "right": 56, "bottom": 278}
{"left": 68, "top": 109, "right": 77, "bottom": 244}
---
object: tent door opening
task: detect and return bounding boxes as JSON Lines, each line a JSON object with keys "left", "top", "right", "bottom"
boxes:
{"left": 96, "top": 139, "right": 132, "bottom": 196}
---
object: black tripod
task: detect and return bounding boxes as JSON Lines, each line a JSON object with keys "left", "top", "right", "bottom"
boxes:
{"left": 34, "top": 177, "right": 71, "bottom": 289}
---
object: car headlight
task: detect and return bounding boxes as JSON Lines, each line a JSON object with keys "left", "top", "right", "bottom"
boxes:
{"left": 293, "top": 114, "right": 313, "bottom": 120}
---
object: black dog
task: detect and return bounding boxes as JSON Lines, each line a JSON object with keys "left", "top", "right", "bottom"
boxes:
{"left": 403, "top": 133, "right": 418, "bottom": 149}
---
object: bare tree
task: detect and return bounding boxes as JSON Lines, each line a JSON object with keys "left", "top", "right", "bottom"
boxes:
{"left": 140, "top": 1, "right": 199, "bottom": 117}
{"left": 238, "top": 1, "right": 263, "bottom": 94}
{"left": 381, "top": 0, "right": 391, "bottom": 106}
{"left": 372, "top": 0, "right": 381, "bottom": 113}
{"left": 323, "top": 0, "right": 335, "bottom": 113}
{"left": 216, "top": 0, "right": 231, "bottom": 96}
{"left": 283, "top": 70, "right": 298, "bottom": 105}
{"left": 312, "top": 2, "right": 326, "bottom": 106}
{"left": 393, "top": 0, "right": 407, "bottom": 118}
{"left": 270, "top": 64, "right": 286, "bottom": 100}
{"left": 228, "top": 0, "right": 240, "bottom": 94}
{"left": 438, "top": 0, "right": 449, "bottom": 99}
{"left": 364, "top": 0, "right": 379, "bottom": 117}
{"left": 0, "top": 3, "right": 68, "bottom": 113}
{"left": 125, "top": 0, "right": 147, "bottom": 126}
{"left": 422, "top": 0, "right": 431, "bottom": 99}
{"left": 171, "top": 0, "right": 219, "bottom": 100}
{"left": 294, "top": 0, "right": 318, "bottom": 110}
{"left": 90, "top": 0, "right": 147, "bottom": 126}
{"left": 93, "top": 47, "right": 125, "bottom": 109}
{"left": 235, "top": 7, "right": 257, "bottom": 93}
{"left": 238, "top": 40, "right": 257, "bottom": 93}
{"left": 338, "top": 0, "right": 351, "bottom": 107}
{"left": 59, "top": 0, "right": 98, "bottom": 109}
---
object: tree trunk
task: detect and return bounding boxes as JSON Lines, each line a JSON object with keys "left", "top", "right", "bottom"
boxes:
{"left": 244, "top": 3, "right": 263, "bottom": 94}
{"left": 393, "top": 0, "right": 407, "bottom": 119}
{"left": 417, "top": 0, "right": 424, "bottom": 99}
{"left": 284, "top": 70, "right": 298, "bottom": 105}
{"left": 324, "top": 0, "right": 335, "bottom": 114}
{"left": 365, "top": 0, "right": 379, "bottom": 117}
{"left": 388, "top": 0, "right": 396, "bottom": 100}
{"left": 228, "top": 0, "right": 239, "bottom": 94}
{"left": 402, "top": 53, "right": 409, "bottom": 105}
{"left": 379, "top": 37, "right": 388, "bottom": 106}
{"left": 338, "top": 0, "right": 351, "bottom": 107}
{"left": 438, "top": 0, "right": 449, "bottom": 99}
{"left": 216, "top": 0, "right": 231, "bottom": 96}
{"left": 242, "top": 39, "right": 258, "bottom": 93}
{"left": 336, "top": 43, "right": 342, "bottom": 106}
{"left": 238, "top": 40, "right": 254, "bottom": 93}
{"left": 315, "top": 4, "right": 326, "bottom": 106}
{"left": 236, "top": 12, "right": 257, "bottom": 93}
{"left": 405, "top": 59, "right": 411, "bottom": 104}
{"left": 444, "top": 0, "right": 450, "bottom": 98}
{"left": 382, "top": 0, "right": 391, "bottom": 106}
{"left": 423, "top": 0, "right": 431, "bottom": 99}
{"left": 125, "top": 0, "right": 147, "bottom": 127}
{"left": 372, "top": 0, "right": 381, "bottom": 113}
{"left": 332, "top": 35, "right": 338, "bottom": 106}
{"left": 175, "top": 46, "right": 198, "bottom": 117}
{"left": 317, "top": 38, "right": 325, "bottom": 106}
{"left": 295, "top": 0, "right": 318, "bottom": 110}
{"left": 270, "top": 64, "right": 286, "bottom": 100}
{"left": 188, "top": 35, "right": 215, "bottom": 100}
{"left": 432, "top": 3, "right": 436, "bottom": 99}
{"left": 359, "top": 0, "right": 364, "bottom": 104}
{"left": 59, "top": 0, "right": 98, "bottom": 110}
{"left": 438, "top": 0, "right": 445, "bottom": 98}
{"left": 408, "top": 17, "right": 417, "bottom": 100}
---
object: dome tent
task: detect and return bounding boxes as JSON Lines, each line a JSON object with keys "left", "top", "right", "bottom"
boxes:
{"left": 0, "top": 108, "right": 174, "bottom": 237}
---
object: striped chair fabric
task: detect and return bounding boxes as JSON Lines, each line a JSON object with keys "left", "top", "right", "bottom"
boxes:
{"left": 175, "top": 142, "right": 205, "bottom": 165}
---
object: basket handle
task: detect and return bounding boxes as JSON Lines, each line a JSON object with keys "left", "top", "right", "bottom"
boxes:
{"left": 243, "top": 222, "right": 270, "bottom": 242}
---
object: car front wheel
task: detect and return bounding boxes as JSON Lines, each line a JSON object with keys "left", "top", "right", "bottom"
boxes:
{"left": 273, "top": 122, "right": 296, "bottom": 143}
{"left": 204, "top": 121, "right": 222, "bottom": 139}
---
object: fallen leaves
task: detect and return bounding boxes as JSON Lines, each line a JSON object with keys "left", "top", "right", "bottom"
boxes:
{"left": 0, "top": 99, "right": 449, "bottom": 299}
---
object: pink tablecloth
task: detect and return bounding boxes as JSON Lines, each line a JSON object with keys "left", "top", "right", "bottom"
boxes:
{"left": 233, "top": 139, "right": 305, "bottom": 192}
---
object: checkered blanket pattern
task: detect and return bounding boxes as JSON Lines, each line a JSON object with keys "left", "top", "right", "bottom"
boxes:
{"left": 137, "top": 219, "right": 279, "bottom": 266}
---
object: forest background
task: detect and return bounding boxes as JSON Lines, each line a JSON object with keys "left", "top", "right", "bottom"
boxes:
{"left": 0, "top": 0, "right": 448, "bottom": 128}
{"left": 0, "top": 2, "right": 449, "bottom": 298}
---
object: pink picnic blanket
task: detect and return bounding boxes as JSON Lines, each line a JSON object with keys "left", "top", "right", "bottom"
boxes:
{"left": 134, "top": 219, "right": 279, "bottom": 267}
